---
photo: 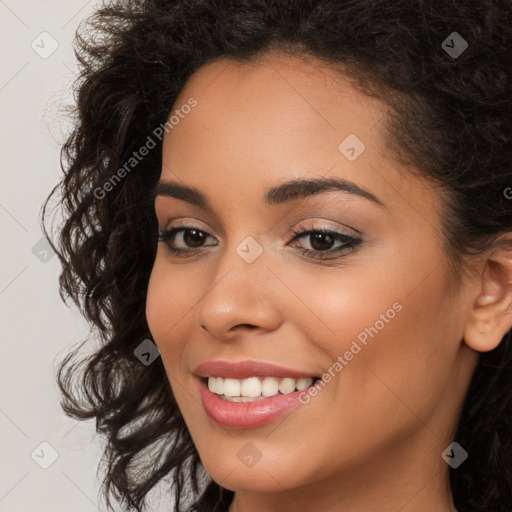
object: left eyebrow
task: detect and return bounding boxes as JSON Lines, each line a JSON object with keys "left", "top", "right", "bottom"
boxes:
{"left": 264, "top": 176, "right": 386, "bottom": 208}
{"left": 152, "top": 176, "right": 386, "bottom": 209}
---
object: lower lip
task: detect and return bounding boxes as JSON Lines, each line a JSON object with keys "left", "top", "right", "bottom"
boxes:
{"left": 197, "top": 378, "right": 310, "bottom": 429}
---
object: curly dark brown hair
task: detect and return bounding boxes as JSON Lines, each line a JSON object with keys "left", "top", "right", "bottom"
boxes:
{"left": 42, "top": 1, "right": 512, "bottom": 511}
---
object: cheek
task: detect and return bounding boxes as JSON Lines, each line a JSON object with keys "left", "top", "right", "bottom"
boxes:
{"left": 145, "top": 263, "right": 198, "bottom": 414}
{"left": 290, "top": 244, "right": 458, "bottom": 423}
{"left": 287, "top": 261, "right": 404, "bottom": 360}
{"left": 145, "top": 263, "right": 168, "bottom": 341}
{"left": 145, "top": 260, "right": 191, "bottom": 367}
{"left": 146, "top": 259, "right": 192, "bottom": 337}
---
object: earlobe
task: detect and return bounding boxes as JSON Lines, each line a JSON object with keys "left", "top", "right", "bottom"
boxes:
{"left": 463, "top": 238, "right": 512, "bottom": 353}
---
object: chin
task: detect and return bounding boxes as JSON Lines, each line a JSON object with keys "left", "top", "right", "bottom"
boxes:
{"left": 206, "top": 466, "right": 294, "bottom": 493}
{"left": 198, "top": 447, "right": 313, "bottom": 494}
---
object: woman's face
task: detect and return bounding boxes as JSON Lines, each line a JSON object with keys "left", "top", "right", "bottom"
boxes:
{"left": 146, "top": 54, "right": 478, "bottom": 504}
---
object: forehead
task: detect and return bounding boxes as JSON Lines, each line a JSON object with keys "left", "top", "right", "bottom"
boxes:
{"left": 162, "top": 53, "right": 392, "bottom": 185}
{"left": 159, "top": 53, "right": 442, "bottom": 232}
{"left": 173, "top": 53, "right": 387, "bottom": 138}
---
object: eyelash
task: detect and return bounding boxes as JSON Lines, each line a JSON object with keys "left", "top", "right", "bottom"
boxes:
{"left": 157, "top": 224, "right": 362, "bottom": 261}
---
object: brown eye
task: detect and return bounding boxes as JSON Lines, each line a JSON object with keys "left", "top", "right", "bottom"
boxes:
{"left": 158, "top": 224, "right": 362, "bottom": 261}
{"left": 158, "top": 226, "right": 217, "bottom": 254}
{"left": 308, "top": 232, "right": 335, "bottom": 251}
{"left": 181, "top": 229, "right": 207, "bottom": 247}
{"left": 289, "top": 227, "right": 362, "bottom": 261}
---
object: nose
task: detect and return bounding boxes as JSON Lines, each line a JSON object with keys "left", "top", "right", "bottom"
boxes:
{"left": 196, "top": 240, "right": 282, "bottom": 342}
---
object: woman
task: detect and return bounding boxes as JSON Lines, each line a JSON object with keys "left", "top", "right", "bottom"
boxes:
{"left": 43, "top": 1, "right": 512, "bottom": 511}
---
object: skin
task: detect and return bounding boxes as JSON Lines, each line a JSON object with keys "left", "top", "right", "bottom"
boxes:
{"left": 145, "top": 52, "right": 512, "bottom": 512}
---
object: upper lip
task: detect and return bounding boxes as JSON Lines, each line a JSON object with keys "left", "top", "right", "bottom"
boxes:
{"left": 194, "top": 360, "right": 319, "bottom": 380}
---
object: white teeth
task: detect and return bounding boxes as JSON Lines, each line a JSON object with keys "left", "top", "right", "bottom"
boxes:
{"left": 261, "top": 377, "right": 279, "bottom": 397}
{"left": 240, "top": 377, "right": 262, "bottom": 397}
{"left": 208, "top": 377, "right": 219, "bottom": 394}
{"left": 215, "top": 377, "right": 224, "bottom": 395}
{"left": 278, "top": 378, "right": 296, "bottom": 394}
{"left": 222, "top": 395, "right": 267, "bottom": 402}
{"left": 223, "top": 378, "right": 241, "bottom": 397}
{"left": 296, "top": 377, "right": 313, "bottom": 390}
{"left": 206, "top": 376, "right": 315, "bottom": 399}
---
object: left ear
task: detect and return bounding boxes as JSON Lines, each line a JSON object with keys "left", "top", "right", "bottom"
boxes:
{"left": 463, "top": 234, "right": 512, "bottom": 353}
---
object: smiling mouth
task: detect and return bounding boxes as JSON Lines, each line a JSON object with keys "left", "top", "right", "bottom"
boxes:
{"left": 202, "top": 375, "right": 321, "bottom": 402}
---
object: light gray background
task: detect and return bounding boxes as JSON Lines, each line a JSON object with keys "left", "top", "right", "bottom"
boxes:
{"left": 1, "top": 1, "right": 175, "bottom": 510}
